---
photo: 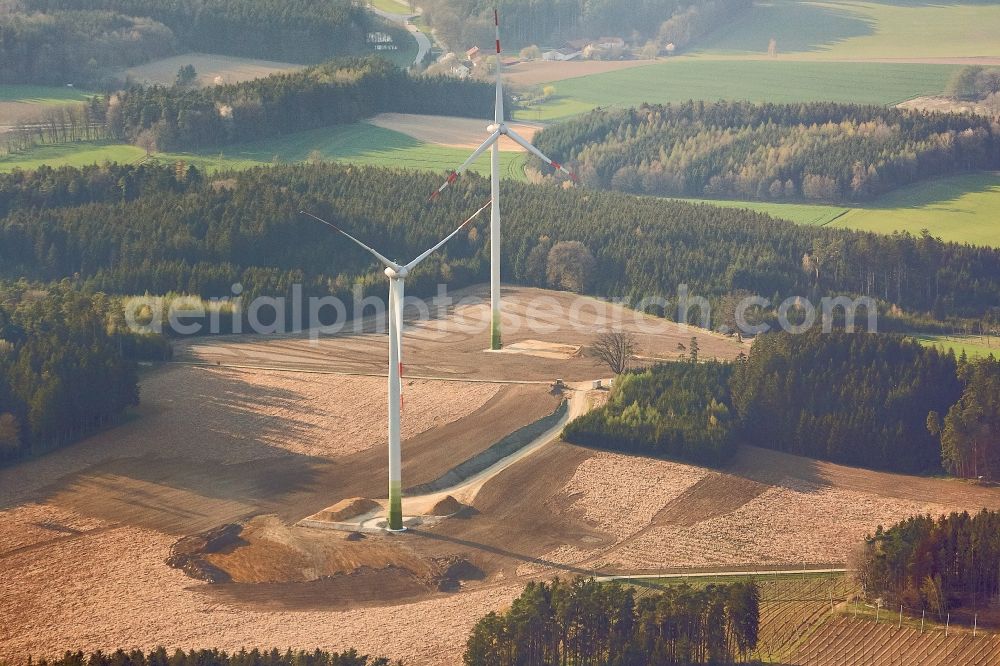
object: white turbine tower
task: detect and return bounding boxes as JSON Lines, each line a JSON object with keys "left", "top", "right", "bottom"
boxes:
{"left": 428, "top": 5, "right": 577, "bottom": 350}
{"left": 300, "top": 200, "right": 491, "bottom": 531}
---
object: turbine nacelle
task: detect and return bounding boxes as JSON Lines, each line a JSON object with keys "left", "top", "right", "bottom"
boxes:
{"left": 487, "top": 122, "right": 504, "bottom": 134}
{"left": 384, "top": 265, "right": 407, "bottom": 279}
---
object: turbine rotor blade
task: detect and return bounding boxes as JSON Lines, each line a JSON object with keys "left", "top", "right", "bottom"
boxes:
{"left": 494, "top": 6, "right": 505, "bottom": 123}
{"left": 300, "top": 211, "right": 401, "bottom": 271}
{"left": 404, "top": 199, "right": 492, "bottom": 272}
{"left": 427, "top": 130, "right": 502, "bottom": 201}
{"left": 504, "top": 127, "right": 579, "bottom": 182}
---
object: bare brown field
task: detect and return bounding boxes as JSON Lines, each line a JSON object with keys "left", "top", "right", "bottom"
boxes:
{"left": 503, "top": 59, "right": 654, "bottom": 86}
{"left": 6, "top": 286, "right": 999, "bottom": 664}
{"left": 898, "top": 95, "right": 1000, "bottom": 116}
{"left": 121, "top": 53, "right": 300, "bottom": 87}
{"left": 176, "top": 285, "right": 747, "bottom": 380}
{"left": 367, "top": 113, "right": 540, "bottom": 150}
{"left": 0, "top": 363, "right": 549, "bottom": 663}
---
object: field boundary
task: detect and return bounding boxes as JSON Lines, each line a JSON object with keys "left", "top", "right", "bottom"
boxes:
{"left": 405, "top": 399, "right": 568, "bottom": 495}
{"left": 171, "top": 360, "right": 554, "bottom": 384}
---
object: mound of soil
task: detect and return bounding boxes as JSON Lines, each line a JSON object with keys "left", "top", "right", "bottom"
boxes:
{"left": 313, "top": 497, "right": 380, "bottom": 522}
{"left": 166, "top": 523, "right": 244, "bottom": 583}
{"left": 432, "top": 556, "right": 484, "bottom": 592}
{"left": 429, "top": 495, "right": 464, "bottom": 516}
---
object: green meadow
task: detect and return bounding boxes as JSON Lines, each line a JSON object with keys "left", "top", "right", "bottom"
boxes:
{"left": 680, "top": 173, "right": 1000, "bottom": 247}
{"left": 516, "top": 60, "right": 957, "bottom": 121}
{"left": 0, "top": 84, "right": 95, "bottom": 105}
{"left": 0, "top": 142, "right": 145, "bottom": 171}
{"left": 0, "top": 123, "right": 528, "bottom": 179}
{"left": 696, "top": 0, "right": 1000, "bottom": 60}
{"left": 831, "top": 173, "right": 1000, "bottom": 247}
{"left": 670, "top": 198, "right": 849, "bottom": 226}
{"left": 913, "top": 334, "right": 1000, "bottom": 360}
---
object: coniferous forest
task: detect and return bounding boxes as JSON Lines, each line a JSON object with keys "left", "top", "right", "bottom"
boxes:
{"left": 0, "top": 282, "right": 153, "bottom": 465}
{"left": 729, "top": 331, "right": 963, "bottom": 473}
{"left": 464, "top": 577, "right": 760, "bottom": 665}
{"left": 108, "top": 58, "right": 498, "bottom": 151}
{"left": 859, "top": 510, "right": 1000, "bottom": 619}
{"left": 567, "top": 332, "right": 987, "bottom": 475}
{"left": 531, "top": 102, "right": 1000, "bottom": 202}
{"left": 4, "top": 58, "right": 497, "bottom": 154}
{"left": 1, "top": 162, "right": 997, "bottom": 320}
{"left": 2, "top": 0, "right": 377, "bottom": 85}
{"left": 564, "top": 361, "right": 736, "bottom": 466}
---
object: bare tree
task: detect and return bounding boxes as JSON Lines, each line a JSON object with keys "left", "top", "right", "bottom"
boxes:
{"left": 546, "top": 240, "right": 596, "bottom": 293}
{"left": 590, "top": 330, "right": 636, "bottom": 374}
{"left": 0, "top": 412, "right": 20, "bottom": 457}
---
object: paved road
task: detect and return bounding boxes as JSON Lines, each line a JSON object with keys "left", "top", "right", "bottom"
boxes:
{"left": 595, "top": 568, "right": 849, "bottom": 582}
{"left": 370, "top": 6, "right": 431, "bottom": 67}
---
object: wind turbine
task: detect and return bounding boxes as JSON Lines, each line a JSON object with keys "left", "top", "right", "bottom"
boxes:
{"left": 428, "top": 5, "right": 577, "bottom": 351}
{"left": 300, "top": 201, "right": 491, "bottom": 531}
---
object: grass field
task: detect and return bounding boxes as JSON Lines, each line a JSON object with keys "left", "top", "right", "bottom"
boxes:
{"left": 0, "top": 123, "right": 528, "bottom": 179}
{"left": 696, "top": 0, "right": 1000, "bottom": 60}
{"left": 369, "top": 0, "right": 412, "bottom": 14}
{"left": 0, "top": 85, "right": 94, "bottom": 104}
{"left": 671, "top": 198, "right": 850, "bottom": 226}
{"left": 681, "top": 173, "right": 1000, "bottom": 247}
{"left": 831, "top": 173, "right": 1000, "bottom": 246}
{"left": 914, "top": 334, "right": 999, "bottom": 360}
{"left": 515, "top": 60, "right": 957, "bottom": 121}
{"left": 0, "top": 142, "right": 146, "bottom": 171}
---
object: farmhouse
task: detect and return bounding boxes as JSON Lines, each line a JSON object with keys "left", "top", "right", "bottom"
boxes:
{"left": 594, "top": 36, "right": 625, "bottom": 50}
{"left": 543, "top": 46, "right": 582, "bottom": 61}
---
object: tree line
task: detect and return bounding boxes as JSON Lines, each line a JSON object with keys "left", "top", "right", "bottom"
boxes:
{"left": 564, "top": 360, "right": 736, "bottom": 466}
{"left": 947, "top": 66, "right": 1000, "bottom": 102}
{"left": 0, "top": 281, "right": 171, "bottom": 466}
{"left": 465, "top": 577, "right": 760, "bottom": 665}
{"left": 730, "top": 331, "right": 963, "bottom": 473}
{"left": 33, "top": 648, "right": 391, "bottom": 666}
{"left": 0, "top": 163, "right": 998, "bottom": 323}
{"left": 0, "top": 9, "right": 176, "bottom": 87}
{"left": 0, "top": 162, "right": 197, "bottom": 218}
{"left": 531, "top": 101, "right": 1000, "bottom": 203}
{"left": 929, "top": 355, "right": 1000, "bottom": 480}
{"left": 15, "top": 577, "right": 760, "bottom": 666}
{"left": 0, "top": 1, "right": 386, "bottom": 88}
{"left": 421, "top": 0, "right": 749, "bottom": 52}
{"left": 566, "top": 332, "right": 995, "bottom": 475}
{"left": 859, "top": 510, "right": 1000, "bottom": 621}
{"left": 1, "top": 57, "right": 495, "bottom": 154}
{"left": 2, "top": 98, "right": 111, "bottom": 156}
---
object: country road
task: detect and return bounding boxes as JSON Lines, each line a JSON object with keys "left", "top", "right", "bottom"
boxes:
{"left": 370, "top": 5, "right": 431, "bottom": 67}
